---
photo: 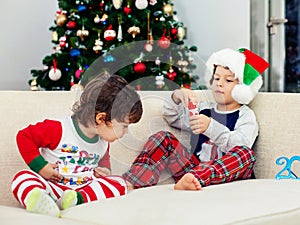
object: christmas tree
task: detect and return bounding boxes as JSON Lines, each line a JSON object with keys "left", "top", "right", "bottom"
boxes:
{"left": 29, "top": 0, "right": 199, "bottom": 91}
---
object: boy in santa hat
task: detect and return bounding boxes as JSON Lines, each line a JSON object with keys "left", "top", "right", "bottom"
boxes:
{"left": 123, "top": 48, "right": 269, "bottom": 190}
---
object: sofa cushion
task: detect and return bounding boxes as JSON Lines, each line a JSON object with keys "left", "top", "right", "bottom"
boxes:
{"left": 62, "top": 179, "right": 300, "bottom": 225}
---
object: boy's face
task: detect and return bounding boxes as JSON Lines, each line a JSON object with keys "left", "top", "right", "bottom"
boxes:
{"left": 96, "top": 117, "right": 130, "bottom": 142}
{"left": 211, "top": 66, "right": 240, "bottom": 110}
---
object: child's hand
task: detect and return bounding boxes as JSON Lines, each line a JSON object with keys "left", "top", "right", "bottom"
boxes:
{"left": 189, "top": 114, "right": 211, "bottom": 134}
{"left": 172, "top": 88, "right": 198, "bottom": 107}
{"left": 93, "top": 167, "right": 111, "bottom": 178}
{"left": 38, "top": 163, "right": 63, "bottom": 183}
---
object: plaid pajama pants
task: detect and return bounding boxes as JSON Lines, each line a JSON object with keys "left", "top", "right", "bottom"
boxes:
{"left": 11, "top": 169, "right": 127, "bottom": 208}
{"left": 123, "top": 131, "right": 256, "bottom": 188}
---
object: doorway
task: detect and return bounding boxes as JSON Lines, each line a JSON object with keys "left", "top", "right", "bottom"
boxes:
{"left": 251, "top": 0, "right": 300, "bottom": 93}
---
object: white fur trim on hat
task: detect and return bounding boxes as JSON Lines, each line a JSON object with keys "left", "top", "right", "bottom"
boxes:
{"left": 205, "top": 48, "right": 246, "bottom": 86}
{"left": 231, "top": 75, "right": 263, "bottom": 104}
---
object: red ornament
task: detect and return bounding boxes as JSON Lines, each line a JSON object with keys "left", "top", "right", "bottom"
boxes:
{"left": 171, "top": 27, "right": 178, "bottom": 36}
{"left": 67, "top": 21, "right": 76, "bottom": 29}
{"left": 167, "top": 67, "right": 177, "bottom": 80}
{"left": 104, "top": 25, "right": 116, "bottom": 41}
{"left": 75, "top": 68, "right": 85, "bottom": 79}
{"left": 158, "top": 29, "right": 170, "bottom": 49}
{"left": 124, "top": 6, "right": 132, "bottom": 15}
{"left": 158, "top": 36, "right": 170, "bottom": 49}
{"left": 133, "top": 62, "right": 146, "bottom": 74}
{"left": 182, "top": 84, "right": 191, "bottom": 89}
{"left": 99, "top": 0, "right": 105, "bottom": 11}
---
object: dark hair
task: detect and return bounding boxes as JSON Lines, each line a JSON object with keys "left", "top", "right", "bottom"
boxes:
{"left": 210, "top": 65, "right": 232, "bottom": 85}
{"left": 72, "top": 72, "right": 143, "bottom": 127}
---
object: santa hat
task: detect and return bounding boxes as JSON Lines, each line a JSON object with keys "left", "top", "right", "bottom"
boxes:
{"left": 205, "top": 48, "right": 270, "bottom": 104}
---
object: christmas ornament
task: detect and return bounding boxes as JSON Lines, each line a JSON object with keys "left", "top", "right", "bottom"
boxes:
{"left": 135, "top": 0, "right": 148, "bottom": 10}
{"left": 70, "top": 76, "right": 74, "bottom": 87}
{"left": 100, "top": 14, "right": 108, "bottom": 25}
{"left": 182, "top": 83, "right": 191, "bottom": 89}
{"left": 77, "top": 26, "right": 89, "bottom": 41}
{"left": 59, "top": 36, "right": 68, "bottom": 49}
{"left": 67, "top": 21, "right": 76, "bottom": 29}
{"left": 99, "top": 0, "right": 105, "bottom": 11}
{"left": 155, "top": 75, "right": 165, "bottom": 89}
{"left": 167, "top": 67, "right": 176, "bottom": 80}
{"left": 171, "top": 27, "right": 178, "bottom": 36}
{"left": 78, "top": 4, "right": 87, "bottom": 12}
{"left": 144, "top": 43, "right": 153, "bottom": 52}
{"left": 75, "top": 68, "right": 85, "bottom": 79}
{"left": 149, "top": 0, "right": 157, "bottom": 5}
{"left": 30, "top": 79, "right": 39, "bottom": 91}
{"left": 49, "top": 60, "right": 62, "bottom": 81}
{"left": 94, "top": 14, "right": 101, "bottom": 23}
{"left": 104, "top": 25, "right": 116, "bottom": 41}
{"left": 133, "top": 62, "right": 146, "bottom": 74}
{"left": 93, "top": 33, "right": 103, "bottom": 53}
{"left": 70, "top": 48, "right": 81, "bottom": 57}
{"left": 163, "top": 3, "right": 173, "bottom": 16}
{"left": 155, "top": 57, "right": 161, "bottom": 66}
{"left": 117, "top": 17, "right": 123, "bottom": 42}
{"left": 128, "top": 26, "right": 140, "bottom": 38}
{"left": 56, "top": 10, "right": 67, "bottom": 27}
{"left": 70, "top": 84, "right": 84, "bottom": 91}
{"left": 124, "top": 5, "right": 132, "bottom": 15}
{"left": 177, "top": 27, "right": 185, "bottom": 41}
{"left": 158, "top": 30, "right": 170, "bottom": 49}
{"left": 112, "top": 0, "right": 123, "bottom": 9}
{"left": 159, "top": 16, "right": 166, "bottom": 22}
{"left": 52, "top": 31, "right": 58, "bottom": 41}
{"left": 177, "top": 58, "right": 189, "bottom": 72}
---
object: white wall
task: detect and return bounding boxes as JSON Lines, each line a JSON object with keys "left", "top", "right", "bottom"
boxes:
{"left": 0, "top": 0, "right": 249, "bottom": 90}
{"left": 0, "top": 0, "right": 57, "bottom": 90}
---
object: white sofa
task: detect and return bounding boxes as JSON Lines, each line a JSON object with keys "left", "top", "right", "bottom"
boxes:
{"left": 1, "top": 90, "right": 300, "bottom": 225}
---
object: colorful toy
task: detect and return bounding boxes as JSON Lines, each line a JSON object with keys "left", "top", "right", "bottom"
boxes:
{"left": 188, "top": 101, "right": 199, "bottom": 116}
{"left": 275, "top": 156, "right": 300, "bottom": 179}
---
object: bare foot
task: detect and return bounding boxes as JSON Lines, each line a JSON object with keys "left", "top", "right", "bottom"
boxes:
{"left": 125, "top": 180, "right": 134, "bottom": 190}
{"left": 174, "top": 173, "right": 202, "bottom": 191}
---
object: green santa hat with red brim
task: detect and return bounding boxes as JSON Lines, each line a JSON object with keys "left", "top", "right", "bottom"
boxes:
{"left": 205, "top": 48, "right": 270, "bottom": 104}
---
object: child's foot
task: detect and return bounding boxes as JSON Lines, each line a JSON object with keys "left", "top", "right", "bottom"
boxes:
{"left": 57, "top": 190, "right": 77, "bottom": 210}
{"left": 174, "top": 173, "right": 202, "bottom": 191}
{"left": 125, "top": 180, "right": 134, "bottom": 190}
{"left": 26, "top": 187, "right": 60, "bottom": 217}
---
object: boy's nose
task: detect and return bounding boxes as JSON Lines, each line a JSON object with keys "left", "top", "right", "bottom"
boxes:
{"left": 217, "top": 80, "right": 224, "bottom": 87}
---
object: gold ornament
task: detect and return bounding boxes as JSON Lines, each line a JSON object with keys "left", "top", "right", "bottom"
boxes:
{"left": 112, "top": 0, "right": 123, "bottom": 9}
{"left": 163, "top": 4, "right": 173, "bottom": 15}
{"left": 30, "top": 79, "right": 39, "bottom": 91}
{"left": 77, "top": 26, "right": 89, "bottom": 41}
{"left": 93, "top": 33, "right": 103, "bottom": 53}
{"left": 127, "top": 26, "right": 140, "bottom": 38}
{"left": 56, "top": 14, "right": 67, "bottom": 27}
{"left": 177, "top": 27, "right": 185, "bottom": 41}
{"left": 94, "top": 14, "right": 101, "bottom": 23}
{"left": 52, "top": 31, "right": 58, "bottom": 42}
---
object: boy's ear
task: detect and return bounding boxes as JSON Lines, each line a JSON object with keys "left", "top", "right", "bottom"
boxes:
{"left": 95, "top": 112, "right": 106, "bottom": 125}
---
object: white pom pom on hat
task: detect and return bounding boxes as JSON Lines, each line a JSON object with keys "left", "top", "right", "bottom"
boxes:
{"left": 205, "top": 48, "right": 269, "bottom": 104}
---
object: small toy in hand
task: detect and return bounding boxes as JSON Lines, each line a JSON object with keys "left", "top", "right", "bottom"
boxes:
{"left": 188, "top": 101, "right": 199, "bottom": 116}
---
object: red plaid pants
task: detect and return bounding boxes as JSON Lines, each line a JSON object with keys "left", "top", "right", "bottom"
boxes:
{"left": 123, "top": 131, "right": 256, "bottom": 188}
